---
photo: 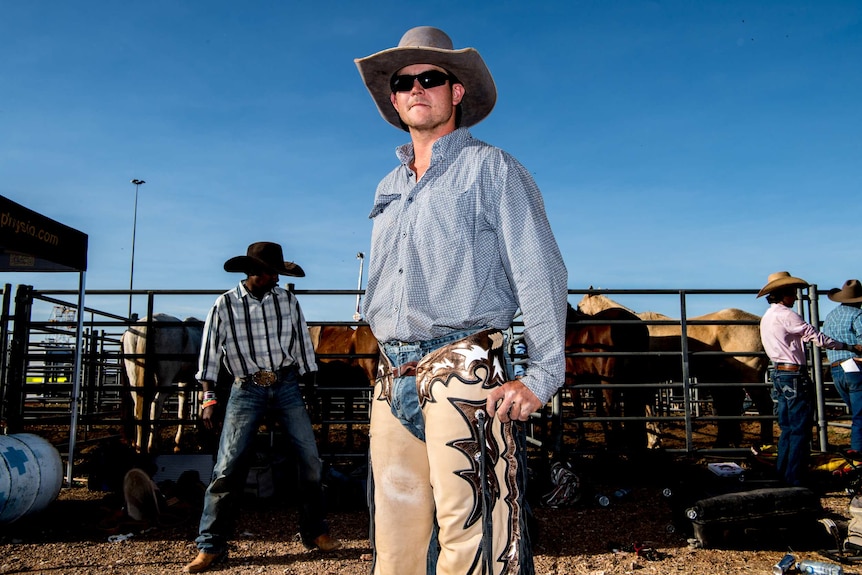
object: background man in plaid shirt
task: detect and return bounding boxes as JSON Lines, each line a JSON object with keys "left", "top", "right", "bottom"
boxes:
{"left": 184, "top": 241, "right": 339, "bottom": 573}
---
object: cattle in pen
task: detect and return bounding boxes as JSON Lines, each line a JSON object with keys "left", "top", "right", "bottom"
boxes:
{"left": 564, "top": 301, "right": 654, "bottom": 449}
{"left": 578, "top": 293, "right": 773, "bottom": 448}
{"left": 121, "top": 313, "right": 203, "bottom": 454}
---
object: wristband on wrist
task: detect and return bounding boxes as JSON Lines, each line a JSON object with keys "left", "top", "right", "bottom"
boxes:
{"left": 202, "top": 399, "right": 217, "bottom": 409}
{"left": 203, "top": 391, "right": 217, "bottom": 401}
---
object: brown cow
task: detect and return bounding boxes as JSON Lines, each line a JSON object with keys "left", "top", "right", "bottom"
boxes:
{"left": 578, "top": 293, "right": 773, "bottom": 448}
{"left": 307, "top": 324, "right": 378, "bottom": 450}
{"left": 308, "top": 324, "right": 378, "bottom": 386}
{"left": 565, "top": 302, "right": 653, "bottom": 450}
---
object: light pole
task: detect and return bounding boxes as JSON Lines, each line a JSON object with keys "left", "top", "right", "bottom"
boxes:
{"left": 353, "top": 252, "right": 364, "bottom": 321}
{"left": 128, "top": 179, "right": 145, "bottom": 319}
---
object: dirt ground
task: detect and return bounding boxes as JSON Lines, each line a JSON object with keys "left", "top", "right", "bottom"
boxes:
{"left": 2, "top": 445, "right": 860, "bottom": 575}
{"left": 3, "top": 416, "right": 862, "bottom": 575}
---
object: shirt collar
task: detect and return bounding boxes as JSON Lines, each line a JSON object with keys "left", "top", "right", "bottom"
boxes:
{"left": 236, "top": 280, "right": 277, "bottom": 301}
{"left": 370, "top": 128, "right": 472, "bottom": 219}
{"left": 394, "top": 127, "right": 471, "bottom": 166}
{"left": 236, "top": 281, "right": 253, "bottom": 299}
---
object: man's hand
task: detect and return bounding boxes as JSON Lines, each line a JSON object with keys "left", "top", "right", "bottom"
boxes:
{"left": 304, "top": 386, "right": 321, "bottom": 423}
{"left": 199, "top": 380, "right": 220, "bottom": 431}
{"left": 485, "top": 379, "right": 543, "bottom": 423}
{"left": 201, "top": 404, "right": 218, "bottom": 430}
{"left": 301, "top": 371, "right": 321, "bottom": 422}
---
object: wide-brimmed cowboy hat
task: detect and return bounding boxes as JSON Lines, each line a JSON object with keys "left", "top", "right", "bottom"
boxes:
{"left": 828, "top": 279, "right": 862, "bottom": 304}
{"left": 355, "top": 26, "right": 497, "bottom": 130}
{"left": 756, "top": 271, "right": 808, "bottom": 298}
{"left": 223, "top": 242, "right": 305, "bottom": 277}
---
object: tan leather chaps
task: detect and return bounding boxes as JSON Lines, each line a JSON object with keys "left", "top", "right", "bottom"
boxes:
{"left": 369, "top": 329, "right": 533, "bottom": 575}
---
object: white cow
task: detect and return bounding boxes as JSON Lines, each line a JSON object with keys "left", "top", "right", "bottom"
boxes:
{"left": 121, "top": 314, "right": 203, "bottom": 453}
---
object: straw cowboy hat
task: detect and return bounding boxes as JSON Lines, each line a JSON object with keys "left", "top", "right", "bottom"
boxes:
{"left": 223, "top": 242, "right": 305, "bottom": 277}
{"left": 828, "top": 279, "right": 862, "bottom": 304}
{"left": 756, "top": 271, "right": 809, "bottom": 298}
{"left": 355, "top": 26, "right": 497, "bottom": 130}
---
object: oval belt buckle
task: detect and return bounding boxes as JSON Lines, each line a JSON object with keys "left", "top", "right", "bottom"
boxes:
{"left": 253, "top": 370, "right": 277, "bottom": 387}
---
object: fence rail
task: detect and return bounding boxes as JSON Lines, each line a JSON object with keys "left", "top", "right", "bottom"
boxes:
{"left": 0, "top": 283, "right": 850, "bottom": 482}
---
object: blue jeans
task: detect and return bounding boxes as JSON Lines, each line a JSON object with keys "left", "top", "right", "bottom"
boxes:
{"left": 380, "top": 328, "right": 485, "bottom": 441}
{"left": 196, "top": 368, "right": 327, "bottom": 553}
{"left": 771, "top": 368, "right": 813, "bottom": 486}
{"left": 832, "top": 365, "right": 862, "bottom": 451}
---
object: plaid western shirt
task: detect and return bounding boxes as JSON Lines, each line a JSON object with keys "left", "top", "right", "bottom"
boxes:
{"left": 196, "top": 281, "right": 317, "bottom": 382}
{"left": 823, "top": 304, "right": 862, "bottom": 364}
{"left": 363, "top": 127, "right": 568, "bottom": 404}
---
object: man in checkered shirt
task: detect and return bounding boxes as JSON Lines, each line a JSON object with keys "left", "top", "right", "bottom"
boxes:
{"left": 356, "top": 26, "right": 567, "bottom": 575}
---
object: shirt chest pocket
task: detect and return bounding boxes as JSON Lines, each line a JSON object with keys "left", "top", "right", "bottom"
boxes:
{"left": 411, "top": 186, "right": 479, "bottom": 253}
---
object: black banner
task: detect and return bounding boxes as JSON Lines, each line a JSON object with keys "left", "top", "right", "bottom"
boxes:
{"left": 0, "top": 195, "right": 88, "bottom": 272}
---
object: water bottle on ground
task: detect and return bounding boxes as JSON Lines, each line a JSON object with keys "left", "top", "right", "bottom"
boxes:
{"left": 796, "top": 559, "right": 844, "bottom": 575}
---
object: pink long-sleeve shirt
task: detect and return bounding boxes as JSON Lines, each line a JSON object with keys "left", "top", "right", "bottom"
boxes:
{"left": 760, "top": 302, "right": 844, "bottom": 365}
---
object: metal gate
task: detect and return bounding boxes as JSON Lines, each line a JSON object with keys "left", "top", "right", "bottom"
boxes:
{"left": 0, "top": 284, "right": 375, "bottom": 468}
{"left": 0, "top": 283, "right": 849, "bottom": 473}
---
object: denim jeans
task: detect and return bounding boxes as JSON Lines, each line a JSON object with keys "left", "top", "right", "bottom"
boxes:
{"left": 379, "top": 328, "right": 484, "bottom": 441}
{"left": 771, "top": 368, "right": 814, "bottom": 486}
{"left": 832, "top": 365, "right": 862, "bottom": 452}
{"left": 196, "top": 368, "right": 327, "bottom": 553}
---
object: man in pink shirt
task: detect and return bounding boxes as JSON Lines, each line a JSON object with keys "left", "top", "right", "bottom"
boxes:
{"left": 758, "top": 271, "right": 861, "bottom": 486}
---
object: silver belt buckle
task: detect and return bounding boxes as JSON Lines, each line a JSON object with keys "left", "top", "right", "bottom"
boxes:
{"left": 252, "top": 370, "right": 278, "bottom": 387}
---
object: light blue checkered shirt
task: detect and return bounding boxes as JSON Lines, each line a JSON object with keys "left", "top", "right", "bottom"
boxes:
{"left": 823, "top": 304, "right": 862, "bottom": 363}
{"left": 196, "top": 282, "right": 318, "bottom": 382}
{"left": 363, "top": 128, "right": 568, "bottom": 404}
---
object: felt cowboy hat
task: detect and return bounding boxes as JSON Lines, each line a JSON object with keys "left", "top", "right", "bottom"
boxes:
{"left": 355, "top": 26, "right": 497, "bottom": 130}
{"left": 828, "top": 279, "right": 862, "bottom": 304}
{"left": 123, "top": 468, "right": 162, "bottom": 523}
{"left": 223, "top": 242, "right": 305, "bottom": 277}
{"left": 756, "top": 271, "right": 808, "bottom": 298}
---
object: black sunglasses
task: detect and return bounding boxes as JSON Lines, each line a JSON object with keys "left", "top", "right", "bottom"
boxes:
{"left": 390, "top": 70, "right": 452, "bottom": 93}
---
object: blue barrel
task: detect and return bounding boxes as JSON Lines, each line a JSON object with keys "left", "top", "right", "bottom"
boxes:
{"left": 0, "top": 433, "right": 63, "bottom": 524}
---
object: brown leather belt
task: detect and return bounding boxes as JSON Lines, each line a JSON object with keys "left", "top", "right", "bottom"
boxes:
{"left": 392, "top": 361, "right": 418, "bottom": 378}
{"left": 832, "top": 360, "right": 845, "bottom": 368}
{"left": 775, "top": 363, "right": 803, "bottom": 371}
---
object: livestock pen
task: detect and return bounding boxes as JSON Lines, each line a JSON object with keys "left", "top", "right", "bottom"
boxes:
{"left": 0, "top": 282, "right": 852, "bottom": 486}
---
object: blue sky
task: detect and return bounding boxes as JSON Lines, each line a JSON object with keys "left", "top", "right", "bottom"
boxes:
{"left": 2, "top": 1, "right": 860, "bottom": 323}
